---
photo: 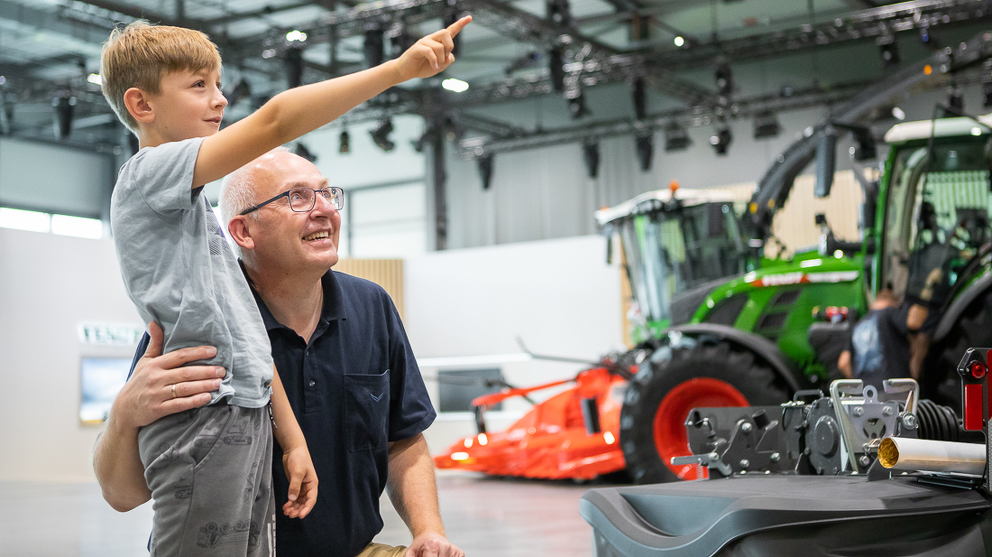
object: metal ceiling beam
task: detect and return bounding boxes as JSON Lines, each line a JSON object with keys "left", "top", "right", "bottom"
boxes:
{"left": 0, "top": 0, "right": 114, "bottom": 44}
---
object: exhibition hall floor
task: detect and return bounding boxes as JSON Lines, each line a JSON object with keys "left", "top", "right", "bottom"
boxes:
{"left": 0, "top": 471, "right": 603, "bottom": 556}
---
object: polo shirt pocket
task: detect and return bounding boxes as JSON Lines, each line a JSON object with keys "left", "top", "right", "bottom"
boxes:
{"left": 343, "top": 370, "right": 390, "bottom": 452}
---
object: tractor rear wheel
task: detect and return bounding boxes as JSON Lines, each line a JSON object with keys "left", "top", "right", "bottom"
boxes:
{"left": 619, "top": 342, "right": 789, "bottom": 484}
{"left": 924, "top": 289, "right": 992, "bottom": 410}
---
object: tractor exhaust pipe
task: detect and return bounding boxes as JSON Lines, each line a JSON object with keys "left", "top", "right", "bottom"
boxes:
{"left": 878, "top": 437, "right": 986, "bottom": 476}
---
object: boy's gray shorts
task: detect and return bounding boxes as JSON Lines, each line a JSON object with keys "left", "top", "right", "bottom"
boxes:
{"left": 139, "top": 404, "right": 275, "bottom": 556}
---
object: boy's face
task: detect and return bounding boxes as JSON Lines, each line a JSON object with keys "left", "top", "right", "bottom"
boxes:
{"left": 143, "top": 67, "right": 227, "bottom": 142}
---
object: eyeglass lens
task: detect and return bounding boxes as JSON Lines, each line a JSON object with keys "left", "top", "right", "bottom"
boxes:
{"left": 288, "top": 187, "right": 343, "bottom": 212}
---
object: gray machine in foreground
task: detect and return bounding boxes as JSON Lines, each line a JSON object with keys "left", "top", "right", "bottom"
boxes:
{"left": 580, "top": 350, "right": 992, "bottom": 556}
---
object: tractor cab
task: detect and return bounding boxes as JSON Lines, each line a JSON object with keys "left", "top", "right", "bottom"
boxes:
{"left": 596, "top": 188, "right": 746, "bottom": 343}
{"left": 875, "top": 115, "right": 992, "bottom": 306}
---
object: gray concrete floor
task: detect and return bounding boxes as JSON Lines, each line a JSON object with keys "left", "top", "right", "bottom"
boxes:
{"left": 0, "top": 471, "right": 605, "bottom": 556}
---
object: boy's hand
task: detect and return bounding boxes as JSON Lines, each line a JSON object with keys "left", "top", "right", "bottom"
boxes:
{"left": 393, "top": 16, "right": 472, "bottom": 81}
{"left": 282, "top": 446, "right": 318, "bottom": 519}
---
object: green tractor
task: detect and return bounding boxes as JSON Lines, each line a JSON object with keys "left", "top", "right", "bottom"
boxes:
{"left": 601, "top": 34, "right": 992, "bottom": 484}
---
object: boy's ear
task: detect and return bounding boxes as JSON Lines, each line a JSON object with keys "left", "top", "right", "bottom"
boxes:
{"left": 123, "top": 87, "right": 154, "bottom": 124}
{"left": 228, "top": 216, "right": 255, "bottom": 251}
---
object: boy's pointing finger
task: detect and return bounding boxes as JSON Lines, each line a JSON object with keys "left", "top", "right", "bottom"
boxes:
{"left": 446, "top": 15, "right": 472, "bottom": 37}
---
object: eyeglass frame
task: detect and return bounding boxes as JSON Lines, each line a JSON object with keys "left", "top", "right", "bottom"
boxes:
{"left": 239, "top": 186, "right": 345, "bottom": 216}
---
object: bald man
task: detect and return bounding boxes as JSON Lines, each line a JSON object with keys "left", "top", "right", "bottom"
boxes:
{"left": 94, "top": 150, "right": 462, "bottom": 557}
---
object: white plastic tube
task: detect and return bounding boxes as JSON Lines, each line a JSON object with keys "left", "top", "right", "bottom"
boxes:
{"left": 878, "top": 437, "right": 986, "bottom": 476}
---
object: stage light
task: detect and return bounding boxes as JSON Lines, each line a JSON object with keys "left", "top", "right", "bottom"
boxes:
{"left": 478, "top": 154, "right": 494, "bottom": 189}
{"left": 87, "top": 73, "right": 102, "bottom": 86}
{"left": 293, "top": 143, "right": 317, "bottom": 163}
{"left": 664, "top": 121, "right": 691, "bottom": 152}
{"left": 715, "top": 63, "right": 733, "bottom": 97}
{"left": 286, "top": 30, "right": 307, "bottom": 42}
{"left": 753, "top": 111, "right": 781, "bottom": 139}
{"left": 284, "top": 47, "right": 304, "bottom": 88}
{"left": 878, "top": 37, "right": 899, "bottom": 68}
{"left": 632, "top": 78, "right": 647, "bottom": 121}
{"left": 339, "top": 129, "right": 350, "bottom": 154}
{"left": 224, "top": 78, "right": 251, "bottom": 108}
{"left": 674, "top": 36, "right": 685, "bottom": 47}
{"left": 370, "top": 118, "right": 395, "bottom": 152}
{"left": 52, "top": 93, "right": 76, "bottom": 140}
{"left": 710, "top": 125, "right": 732, "bottom": 155}
{"left": 442, "top": 78, "right": 469, "bottom": 93}
{"left": 364, "top": 29, "right": 385, "bottom": 68}
{"left": 566, "top": 90, "right": 589, "bottom": 119}
{"left": 582, "top": 141, "right": 600, "bottom": 178}
{"left": 635, "top": 133, "right": 653, "bottom": 171}
{"left": 549, "top": 48, "right": 565, "bottom": 93}
{"left": 548, "top": 0, "right": 572, "bottom": 26}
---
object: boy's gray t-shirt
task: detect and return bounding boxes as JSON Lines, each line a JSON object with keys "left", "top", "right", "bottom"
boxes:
{"left": 111, "top": 137, "right": 272, "bottom": 407}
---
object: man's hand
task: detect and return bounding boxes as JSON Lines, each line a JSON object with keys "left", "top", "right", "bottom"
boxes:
{"left": 405, "top": 531, "right": 465, "bottom": 557}
{"left": 281, "top": 446, "right": 318, "bottom": 519}
{"left": 117, "top": 322, "right": 224, "bottom": 427}
{"left": 393, "top": 16, "right": 472, "bottom": 81}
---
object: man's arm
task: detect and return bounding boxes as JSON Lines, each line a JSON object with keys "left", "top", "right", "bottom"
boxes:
{"left": 386, "top": 434, "right": 464, "bottom": 557}
{"left": 93, "top": 322, "right": 224, "bottom": 511}
{"left": 191, "top": 16, "right": 471, "bottom": 188}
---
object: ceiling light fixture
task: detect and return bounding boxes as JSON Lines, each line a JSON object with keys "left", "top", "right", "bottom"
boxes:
{"left": 442, "top": 78, "right": 469, "bottom": 93}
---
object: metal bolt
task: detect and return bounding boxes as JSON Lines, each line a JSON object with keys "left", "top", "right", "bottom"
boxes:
{"left": 882, "top": 406, "right": 894, "bottom": 417}
{"left": 901, "top": 413, "right": 918, "bottom": 430}
{"left": 853, "top": 406, "right": 864, "bottom": 417}
{"left": 770, "top": 452, "right": 780, "bottom": 462}
{"left": 741, "top": 422, "right": 753, "bottom": 433}
{"left": 859, "top": 455, "right": 871, "bottom": 467}
{"left": 739, "top": 459, "right": 750, "bottom": 469}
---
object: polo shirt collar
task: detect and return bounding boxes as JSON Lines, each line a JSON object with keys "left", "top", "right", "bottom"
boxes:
{"left": 242, "top": 264, "right": 346, "bottom": 333}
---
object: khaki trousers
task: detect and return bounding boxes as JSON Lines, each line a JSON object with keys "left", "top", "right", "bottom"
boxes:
{"left": 356, "top": 542, "right": 409, "bottom": 557}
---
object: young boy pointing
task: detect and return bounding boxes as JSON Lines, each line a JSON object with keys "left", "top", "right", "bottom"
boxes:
{"left": 100, "top": 17, "right": 469, "bottom": 556}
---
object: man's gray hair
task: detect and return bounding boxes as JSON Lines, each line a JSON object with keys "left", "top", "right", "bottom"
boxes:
{"left": 219, "top": 146, "right": 292, "bottom": 256}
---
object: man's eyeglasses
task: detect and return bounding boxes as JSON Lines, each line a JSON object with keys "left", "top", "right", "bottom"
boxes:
{"left": 240, "top": 186, "right": 344, "bottom": 216}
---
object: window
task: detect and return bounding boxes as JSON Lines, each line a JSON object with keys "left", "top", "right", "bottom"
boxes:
{"left": 0, "top": 207, "right": 103, "bottom": 239}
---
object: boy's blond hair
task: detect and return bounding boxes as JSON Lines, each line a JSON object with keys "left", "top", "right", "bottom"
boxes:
{"left": 101, "top": 21, "right": 222, "bottom": 134}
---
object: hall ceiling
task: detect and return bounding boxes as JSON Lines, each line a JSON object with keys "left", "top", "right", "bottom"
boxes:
{"left": 1, "top": 0, "right": 991, "bottom": 153}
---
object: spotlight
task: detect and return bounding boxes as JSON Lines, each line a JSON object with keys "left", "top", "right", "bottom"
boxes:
{"left": 549, "top": 48, "right": 565, "bottom": 93}
{"left": 710, "top": 125, "right": 732, "bottom": 155}
{"left": 947, "top": 87, "right": 964, "bottom": 113}
{"left": 284, "top": 47, "right": 304, "bottom": 89}
{"left": 566, "top": 90, "right": 589, "bottom": 119}
{"left": 715, "top": 62, "right": 733, "bottom": 97}
{"left": 664, "top": 121, "right": 691, "bottom": 152}
{"left": 224, "top": 78, "right": 251, "bottom": 108}
{"left": 632, "top": 78, "right": 647, "bottom": 121}
{"left": 52, "top": 92, "right": 76, "bottom": 140}
{"left": 548, "top": 0, "right": 572, "bottom": 26}
{"left": 364, "top": 29, "right": 385, "bottom": 68}
{"left": 582, "top": 141, "right": 600, "bottom": 178}
{"left": 635, "top": 133, "right": 653, "bottom": 171}
{"left": 851, "top": 127, "right": 877, "bottom": 161}
{"left": 339, "top": 129, "right": 350, "bottom": 154}
{"left": 478, "top": 154, "right": 494, "bottom": 189}
{"left": 878, "top": 36, "right": 899, "bottom": 68}
{"left": 293, "top": 143, "right": 317, "bottom": 163}
{"left": 753, "top": 111, "right": 781, "bottom": 139}
{"left": 370, "top": 118, "right": 395, "bottom": 152}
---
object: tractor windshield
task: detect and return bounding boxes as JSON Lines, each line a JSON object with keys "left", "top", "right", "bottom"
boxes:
{"left": 881, "top": 135, "right": 992, "bottom": 301}
{"left": 618, "top": 201, "right": 746, "bottom": 330}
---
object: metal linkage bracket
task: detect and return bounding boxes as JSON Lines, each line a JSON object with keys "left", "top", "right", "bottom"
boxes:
{"left": 829, "top": 379, "right": 919, "bottom": 473}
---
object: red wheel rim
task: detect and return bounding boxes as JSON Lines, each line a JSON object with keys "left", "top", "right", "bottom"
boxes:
{"left": 653, "top": 378, "right": 749, "bottom": 481}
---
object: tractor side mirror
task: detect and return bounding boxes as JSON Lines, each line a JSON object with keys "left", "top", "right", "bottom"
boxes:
{"left": 815, "top": 126, "right": 838, "bottom": 198}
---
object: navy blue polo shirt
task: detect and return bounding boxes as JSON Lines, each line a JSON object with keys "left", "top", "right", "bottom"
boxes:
{"left": 260, "top": 270, "right": 435, "bottom": 557}
{"left": 127, "top": 270, "right": 436, "bottom": 557}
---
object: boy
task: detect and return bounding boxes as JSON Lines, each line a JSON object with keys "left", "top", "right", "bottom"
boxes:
{"left": 100, "top": 16, "right": 469, "bottom": 556}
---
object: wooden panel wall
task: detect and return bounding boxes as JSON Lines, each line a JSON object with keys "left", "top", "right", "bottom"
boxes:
{"left": 334, "top": 258, "right": 405, "bottom": 320}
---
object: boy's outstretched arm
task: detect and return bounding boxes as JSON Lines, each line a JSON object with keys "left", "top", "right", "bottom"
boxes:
{"left": 193, "top": 15, "right": 472, "bottom": 188}
{"left": 269, "top": 365, "right": 318, "bottom": 519}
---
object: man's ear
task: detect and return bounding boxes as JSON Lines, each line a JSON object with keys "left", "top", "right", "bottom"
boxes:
{"left": 228, "top": 215, "right": 255, "bottom": 251}
{"left": 123, "top": 87, "right": 154, "bottom": 125}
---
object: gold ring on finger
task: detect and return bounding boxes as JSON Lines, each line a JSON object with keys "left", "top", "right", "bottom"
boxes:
{"left": 171, "top": 384, "right": 177, "bottom": 399}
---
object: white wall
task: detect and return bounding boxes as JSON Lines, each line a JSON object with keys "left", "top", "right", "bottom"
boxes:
{"left": 403, "top": 235, "right": 624, "bottom": 452}
{"left": 0, "top": 228, "right": 142, "bottom": 482}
